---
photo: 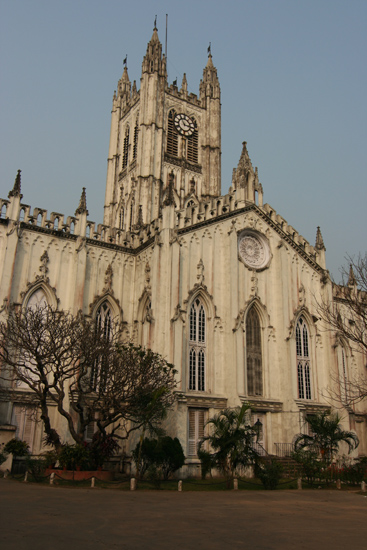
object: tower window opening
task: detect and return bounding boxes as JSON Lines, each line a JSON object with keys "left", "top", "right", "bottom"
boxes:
{"left": 123, "top": 126, "right": 130, "bottom": 168}
{"left": 187, "top": 120, "right": 198, "bottom": 164}
{"left": 167, "top": 110, "right": 178, "bottom": 157}
{"left": 133, "top": 117, "right": 139, "bottom": 159}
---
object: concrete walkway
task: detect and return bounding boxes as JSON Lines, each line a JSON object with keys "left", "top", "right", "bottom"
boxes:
{"left": 0, "top": 479, "right": 366, "bottom": 549}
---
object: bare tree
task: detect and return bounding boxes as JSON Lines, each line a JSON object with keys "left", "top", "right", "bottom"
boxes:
{"left": 0, "top": 305, "right": 178, "bottom": 450}
{"left": 317, "top": 254, "right": 367, "bottom": 406}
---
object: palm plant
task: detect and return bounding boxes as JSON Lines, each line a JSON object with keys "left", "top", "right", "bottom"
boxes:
{"left": 294, "top": 411, "right": 359, "bottom": 464}
{"left": 198, "top": 403, "right": 259, "bottom": 486}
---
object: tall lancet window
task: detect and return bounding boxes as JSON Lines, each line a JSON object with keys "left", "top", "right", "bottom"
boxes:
{"left": 187, "top": 119, "right": 198, "bottom": 164}
{"left": 91, "top": 303, "right": 112, "bottom": 389}
{"left": 122, "top": 126, "right": 130, "bottom": 168}
{"left": 296, "top": 317, "right": 311, "bottom": 400}
{"left": 167, "top": 110, "right": 178, "bottom": 157}
{"left": 189, "top": 298, "right": 206, "bottom": 391}
{"left": 246, "top": 307, "right": 263, "bottom": 396}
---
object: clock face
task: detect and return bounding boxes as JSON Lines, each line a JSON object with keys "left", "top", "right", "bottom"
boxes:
{"left": 174, "top": 113, "right": 195, "bottom": 137}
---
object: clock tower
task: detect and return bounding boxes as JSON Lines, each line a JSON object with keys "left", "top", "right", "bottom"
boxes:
{"left": 103, "top": 26, "right": 221, "bottom": 231}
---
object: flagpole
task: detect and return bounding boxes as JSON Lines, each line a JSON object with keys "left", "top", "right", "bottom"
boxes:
{"left": 165, "top": 14, "right": 168, "bottom": 61}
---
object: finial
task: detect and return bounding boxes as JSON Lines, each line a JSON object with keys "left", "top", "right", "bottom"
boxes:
{"left": 154, "top": 15, "right": 157, "bottom": 30}
{"left": 207, "top": 42, "right": 211, "bottom": 57}
{"left": 75, "top": 187, "right": 89, "bottom": 216}
{"left": 181, "top": 73, "right": 187, "bottom": 92}
{"left": 123, "top": 55, "right": 127, "bottom": 68}
{"left": 315, "top": 226, "right": 325, "bottom": 251}
{"left": 347, "top": 264, "right": 356, "bottom": 286}
{"left": 8, "top": 169, "right": 22, "bottom": 199}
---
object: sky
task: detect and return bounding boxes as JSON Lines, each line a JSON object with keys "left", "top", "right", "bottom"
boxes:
{"left": 1, "top": 0, "right": 366, "bottom": 280}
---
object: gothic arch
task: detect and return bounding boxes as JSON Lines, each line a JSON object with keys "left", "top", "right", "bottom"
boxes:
{"left": 89, "top": 293, "right": 122, "bottom": 324}
{"left": 21, "top": 281, "right": 58, "bottom": 310}
{"left": 287, "top": 306, "right": 317, "bottom": 341}
{"left": 233, "top": 297, "right": 269, "bottom": 333}
{"left": 183, "top": 285, "right": 217, "bottom": 321}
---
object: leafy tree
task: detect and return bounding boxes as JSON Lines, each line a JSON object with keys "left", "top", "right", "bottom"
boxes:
{"left": 317, "top": 254, "right": 367, "bottom": 407}
{"left": 0, "top": 304, "right": 178, "bottom": 451}
{"left": 198, "top": 403, "right": 259, "bottom": 486}
{"left": 293, "top": 411, "right": 359, "bottom": 464}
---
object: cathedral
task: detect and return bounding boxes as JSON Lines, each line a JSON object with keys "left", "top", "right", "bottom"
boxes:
{"left": 0, "top": 26, "right": 366, "bottom": 473}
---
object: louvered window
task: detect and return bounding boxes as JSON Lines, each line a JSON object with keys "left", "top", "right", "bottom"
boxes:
{"left": 188, "top": 408, "right": 206, "bottom": 456}
{"left": 189, "top": 298, "right": 206, "bottom": 391}
{"left": 11, "top": 405, "right": 36, "bottom": 452}
{"left": 296, "top": 317, "right": 311, "bottom": 399}
{"left": 167, "top": 110, "right": 178, "bottom": 157}
{"left": 187, "top": 119, "right": 198, "bottom": 164}
{"left": 133, "top": 116, "right": 139, "bottom": 159}
{"left": 246, "top": 307, "right": 263, "bottom": 396}
{"left": 122, "top": 126, "right": 130, "bottom": 168}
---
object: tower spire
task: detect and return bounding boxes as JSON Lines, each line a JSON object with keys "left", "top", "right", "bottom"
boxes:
{"left": 8, "top": 169, "right": 22, "bottom": 199}
{"left": 315, "top": 226, "right": 326, "bottom": 251}
{"left": 75, "top": 187, "right": 88, "bottom": 216}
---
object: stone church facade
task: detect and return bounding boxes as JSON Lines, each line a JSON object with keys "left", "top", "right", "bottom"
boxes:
{"left": 0, "top": 27, "right": 366, "bottom": 470}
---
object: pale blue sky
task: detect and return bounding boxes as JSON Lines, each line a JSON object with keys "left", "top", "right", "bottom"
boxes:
{"left": 1, "top": 0, "right": 366, "bottom": 279}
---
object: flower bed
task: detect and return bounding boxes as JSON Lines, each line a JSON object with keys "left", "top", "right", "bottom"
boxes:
{"left": 45, "top": 468, "right": 114, "bottom": 481}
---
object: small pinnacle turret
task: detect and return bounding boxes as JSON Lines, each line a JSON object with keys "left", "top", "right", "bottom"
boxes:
{"left": 8, "top": 169, "right": 22, "bottom": 199}
{"left": 118, "top": 66, "right": 131, "bottom": 98}
{"left": 200, "top": 53, "right": 220, "bottom": 101}
{"left": 142, "top": 26, "right": 166, "bottom": 76}
{"left": 75, "top": 187, "right": 88, "bottom": 216}
{"left": 315, "top": 226, "right": 326, "bottom": 251}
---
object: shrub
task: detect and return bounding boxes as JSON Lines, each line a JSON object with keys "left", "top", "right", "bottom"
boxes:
{"left": 58, "top": 444, "right": 91, "bottom": 470}
{"left": 133, "top": 436, "right": 185, "bottom": 480}
{"left": 291, "top": 449, "right": 324, "bottom": 486}
{"left": 4, "top": 438, "right": 30, "bottom": 457}
{"left": 255, "top": 459, "right": 283, "bottom": 490}
{"left": 197, "top": 449, "right": 214, "bottom": 480}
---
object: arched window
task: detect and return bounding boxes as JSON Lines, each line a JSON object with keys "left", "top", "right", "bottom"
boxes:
{"left": 337, "top": 344, "right": 349, "bottom": 406}
{"left": 167, "top": 110, "right": 178, "bottom": 157}
{"left": 189, "top": 298, "right": 206, "bottom": 391}
{"left": 296, "top": 317, "right": 311, "bottom": 399}
{"left": 122, "top": 126, "right": 130, "bottom": 168}
{"left": 246, "top": 307, "right": 262, "bottom": 396}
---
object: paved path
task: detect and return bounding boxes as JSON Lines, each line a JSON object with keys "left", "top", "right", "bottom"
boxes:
{"left": 1, "top": 479, "right": 366, "bottom": 549}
